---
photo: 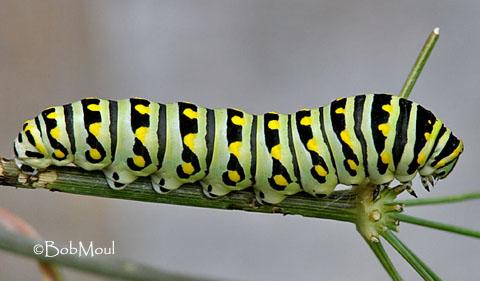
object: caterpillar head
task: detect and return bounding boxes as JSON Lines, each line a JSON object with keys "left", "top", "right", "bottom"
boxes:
{"left": 420, "top": 129, "right": 463, "bottom": 188}
{"left": 13, "top": 119, "right": 51, "bottom": 175}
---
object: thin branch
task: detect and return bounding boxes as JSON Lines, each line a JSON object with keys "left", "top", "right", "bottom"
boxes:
{"left": 0, "top": 158, "right": 357, "bottom": 223}
{"left": 0, "top": 157, "right": 360, "bottom": 280}
{"left": 395, "top": 214, "right": 480, "bottom": 239}
{"left": 365, "top": 238, "right": 403, "bottom": 281}
{"left": 394, "top": 192, "right": 480, "bottom": 207}
{"left": 0, "top": 208, "right": 63, "bottom": 281}
{"left": 399, "top": 27, "right": 440, "bottom": 99}
{"left": 0, "top": 223, "right": 224, "bottom": 281}
{"left": 382, "top": 231, "right": 441, "bottom": 281}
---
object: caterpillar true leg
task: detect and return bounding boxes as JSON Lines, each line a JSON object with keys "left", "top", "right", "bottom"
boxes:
{"left": 421, "top": 176, "right": 435, "bottom": 192}
{"left": 399, "top": 181, "right": 417, "bottom": 198}
{"left": 372, "top": 182, "right": 393, "bottom": 200}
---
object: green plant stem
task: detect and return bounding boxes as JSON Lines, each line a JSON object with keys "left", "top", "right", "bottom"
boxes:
{"left": 0, "top": 223, "right": 222, "bottom": 281}
{"left": 394, "top": 192, "right": 480, "bottom": 207}
{"left": 382, "top": 231, "right": 441, "bottom": 281}
{"left": 0, "top": 158, "right": 359, "bottom": 280}
{"left": 395, "top": 214, "right": 480, "bottom": 238}
{"left": 399, "top": 27, "right": 440, "bottom": 99}
{"left": 0, "top": 158, "right": 357, "bottom": 223}
{"left": 365, "top": 239, "right": 403, "bottom": 281}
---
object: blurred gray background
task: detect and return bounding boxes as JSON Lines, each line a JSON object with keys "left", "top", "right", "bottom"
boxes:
{"left": 1, "top": 1, "right": 479, "bottom": 280}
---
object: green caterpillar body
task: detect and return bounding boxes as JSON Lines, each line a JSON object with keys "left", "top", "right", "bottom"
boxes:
{"left": 13, "top": 94, "right": 463, "bottom": 203}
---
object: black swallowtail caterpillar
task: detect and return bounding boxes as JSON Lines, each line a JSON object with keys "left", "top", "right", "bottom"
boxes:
{"left": 13, "top": 94, "right": 463, "bottom": 203}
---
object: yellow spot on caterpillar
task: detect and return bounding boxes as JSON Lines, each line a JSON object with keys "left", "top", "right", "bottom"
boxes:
{"left": 381, "top": 151, "right": 390, "bottom": 164}
{"left": 424, "top": 132, "right": 431, "bottom": 141}
{"left": 182, "top": 162, "right": 195, "bottom": 175}
{"left": 183, "top": 108, "right": 197, "bottom": 119}
{"left": 54, "top": 149, "right": 65, "bottom": 159}
{"left": 37, "top": 144, "right": 47, "bottom": 155}
{"left": 24, "top": 122, "right": 48, "bottom": 155}
{"left": 50, "top": 127, "right": 61, "bottom": 139}
{"left": 135, "top": 104, "right": 150, "bottom": 115}
{"left": 434, "top": 160, "right": 446, "bottom": 169}
{"left": 228, "top": 141, "right": 241, "bottom": 158}
{"left": 340, "top": 130, "right": 354, "bottom": 149}
{"left": 300, "top": 117, "right": 312, "bottom": 126}
{"left": 268, "top": 120, "right": 280, "bottom": 130}
{"left": 306, "top": 139, "right": 318, "bottom": 152}
{"left": 135, "top": 127, "right": 148, "bottom": 143}
{"left": 47, "top": 112, "right": 57, "bottom": 119}
{"left": 87, "top": 104, "right": 101, "bottom": 111}
{"left": 335, "top": 108, "right": 345, "bottom": 114}
{"left": 89, "top": 123, "right": 102, "bottom": 138}
{"left": 133, "top": 155, "right": 145, "bottom": 167}
{"left": 314, "top": 165, "right": 327, "bottom": 177}
{"left": 23, "top": 122, "right": 32, "bottom": 132}
{"left": 382, "top": 104, "right": 392, "bottom": 113}
{"left": 228, "top": 170, "right": 241, "bottom": 182}
{"left": 435, "top": 143, "right": 464, "bottom": 169}
{"left": 428, "top": 119, "right": 432, "bottom": 124}
{"left": 378, "top": 123, "right": 389, "bottom": 137}
{"left": 450, "top": 143, "right": 463, "bottom": 159}
{"left": 183, "top": 133, "right": 196, "bottom": 151}
{"left": 89, "top": 149, "right": 101, "bottom": 160}
{"left": 231, "top": 116, "right": 245, "bottom": 126}
{"left": 273, "top": 174, "right": 288, "bottom": 186}
{"left": 347, "top": 159, "right": 358, "bottom": 171}
{"left": 271, "top": 144, "right": 282, "bottom": 160}
{"left": 417, "top": 152, "right": 426, "bottom": 165}
{"left": 336, "top": 97, "right": 345, "bottom": 101}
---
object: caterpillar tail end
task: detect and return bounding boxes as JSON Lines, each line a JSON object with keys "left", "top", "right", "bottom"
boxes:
{"left": 15, "top": 159, "right": 38, "bottom": 176}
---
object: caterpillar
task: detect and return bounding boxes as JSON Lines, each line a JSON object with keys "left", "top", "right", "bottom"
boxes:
{"left": 13, "top": 94, "right": 463, "bottom": 203}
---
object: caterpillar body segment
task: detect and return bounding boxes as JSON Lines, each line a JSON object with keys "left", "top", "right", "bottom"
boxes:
{"left": 13, "top": 94, "right": 464, "bottom": 204}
